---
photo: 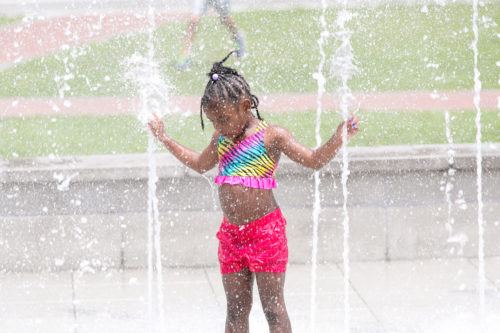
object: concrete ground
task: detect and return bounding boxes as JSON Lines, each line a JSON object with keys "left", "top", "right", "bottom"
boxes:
{"left": 1, "top": 258, "right": 500, "bottom": 333}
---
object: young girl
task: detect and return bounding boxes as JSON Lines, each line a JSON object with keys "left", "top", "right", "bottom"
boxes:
{"left": 149, "top": 51, "right": 358, "bottom": 333}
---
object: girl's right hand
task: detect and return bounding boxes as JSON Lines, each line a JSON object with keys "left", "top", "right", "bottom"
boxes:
{"left": 148, "top": 113, "right": 166, "bottom": 141}
{"left": 335, "top": 115, "right": 359, "bottom": 141}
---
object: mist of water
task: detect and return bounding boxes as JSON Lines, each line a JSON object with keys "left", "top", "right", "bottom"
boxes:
{"left": 330, "top": 6, "right": 357, "bottom": 332}
{"left": 443, "top": 110, "right": 456, "bottom": 242}
{"left": 146, "top": 4, "right": 166, "bottom": 331}
{"left": 443, "top": 110, "right": 469, "bottom": 255}
{"left": 310, "top": 0, "right": 329, "bottom": 331}
{"left": 201, "top": 174, "right": 219, "bottom": 211}
{"left": 124, "top": 3, "right": 172, "bottom": 331}
{"left": 471, "top": 0, "right": 485, "bottom": 321}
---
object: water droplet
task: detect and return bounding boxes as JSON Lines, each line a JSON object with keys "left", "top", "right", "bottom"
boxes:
{"left": 54, "top": 258, "right": 65, "bottom": 266}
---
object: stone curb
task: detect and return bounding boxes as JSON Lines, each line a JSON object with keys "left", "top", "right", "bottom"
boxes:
{"left": 2, "top": 143, "right": 499, "bottom": 184}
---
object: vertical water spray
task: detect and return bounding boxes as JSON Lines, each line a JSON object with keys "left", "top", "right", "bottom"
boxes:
{"left": 310, "top": 1, "right": 329, "bottom": 331}
{"left": 424, "top": 6, "right": 469, "bottom": 258}
{"left": 443, "top": 110, "right": 468, "bottom": 254}
{"left": 471, "top": 0, "right": 485, "bottom": 320}
{"left": 443, "top": 111, "right": 456, "bottom": 246}
{"left": 145, "top": 4, "right": 156, "bottom": 327}
{"left": 201, "top": 174, "right": 219, "bottom": 211}
{"left": 145, "top": 3, "right": 166, "bottom": 331}
{"left": 125, "top": 1, "right": 171, "bottom": 330}
{"left": 331, "top": 5, "right": 356, "bottom": 332}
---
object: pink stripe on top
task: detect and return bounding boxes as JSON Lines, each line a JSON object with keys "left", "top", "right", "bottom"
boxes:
{"left": 214, "top": 175, "right": 277, "bottom": 189}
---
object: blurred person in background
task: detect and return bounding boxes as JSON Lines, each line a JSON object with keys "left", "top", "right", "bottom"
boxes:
{"left": 175, "top": 0, "right": 246, "bottom": 70}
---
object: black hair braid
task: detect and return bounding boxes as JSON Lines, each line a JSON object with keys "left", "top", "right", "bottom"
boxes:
{"left": 200, "top": 50, "right": 262, "bottom": 130}
{"left": 251, "top": 94, "right": 262, "bottom": 121}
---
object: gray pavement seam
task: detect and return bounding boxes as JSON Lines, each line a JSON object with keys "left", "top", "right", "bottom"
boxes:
{"left": 467, "top": 258, "right": 499, "bottom": 292}
{"left": 334, "top": 261, "right": 386, "bottom": 329}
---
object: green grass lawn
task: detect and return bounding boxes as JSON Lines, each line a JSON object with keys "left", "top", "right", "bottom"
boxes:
{"left": 0, "top": 3, "right": 498, "bottom": 97}
{"left": 1, "top": 5, "right": 498, "bottom": 159}
{"left": 1, "top": 110, "right": 498, "bottom": 158}
{"left": 0, "top": 16, "right": 21, "bottom": 26}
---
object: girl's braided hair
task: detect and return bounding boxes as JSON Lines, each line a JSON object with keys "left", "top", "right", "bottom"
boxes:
{"left": 200, "top": 50, "right": 262, "bottom": 130}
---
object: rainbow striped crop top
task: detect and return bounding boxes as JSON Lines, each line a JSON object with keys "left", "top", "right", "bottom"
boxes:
{"left": 215, "top": 121, "right": 277, "bottom": 189}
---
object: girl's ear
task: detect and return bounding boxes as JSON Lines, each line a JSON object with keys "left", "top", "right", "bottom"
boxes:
{"left": 239, "top": 98, "right": 251, "bottom": 113}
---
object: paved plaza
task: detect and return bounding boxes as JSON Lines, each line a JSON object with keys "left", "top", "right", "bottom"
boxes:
{"left": 1, "top": 258, "right": 500, "bottom": 332}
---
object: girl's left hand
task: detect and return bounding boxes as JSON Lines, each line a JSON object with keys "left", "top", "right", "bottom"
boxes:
{"left": 336, "top": 116, "right": 359, "bottom": 141}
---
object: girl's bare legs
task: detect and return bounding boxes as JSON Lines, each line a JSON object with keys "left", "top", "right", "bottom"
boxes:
{"left": 222, "top": 268, "right": 254, "bottom": 333}
{"left": 256, "top": 272, "right": 292, "bottom": 333}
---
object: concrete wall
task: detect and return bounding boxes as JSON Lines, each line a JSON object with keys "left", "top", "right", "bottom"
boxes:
{"left": 1, "top": 144, "right": 499, "bottom": 272}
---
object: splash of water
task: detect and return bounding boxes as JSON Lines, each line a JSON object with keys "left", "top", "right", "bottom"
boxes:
{"left": 310, "top": 1, "right": 329, "bottom": 331}
{"left": 443, "top": 110, "right": 469, "bottom": 255}
{"left": 146, "top": 136, "right": 164, "bottom": 332}
{"left": 147, "top": 5, "right": 167, "bottom": 331}
{"left": 124, "top": 52, "right": 171, "bottom": 125}
{"left": 53, "top": 172, "right": 79, "bottom": 192}
{"left": 471, "top": 0, "right": 485, "bottom": 321}
{"left": 125, "top": 4, "right": 171, "bottom": 331}
{"left": 330, "top": 7, "right": 357, "bottom": 333}
{"left": 443, "top": 111, "right": 456, "bottom": 247}
{"left": 201, "top": 174, "right": 219, "bottom": 211}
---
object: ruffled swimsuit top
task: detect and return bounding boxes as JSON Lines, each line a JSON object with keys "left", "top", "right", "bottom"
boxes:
{"left": 215, "top": 121, "right": 277, "bottom": 189}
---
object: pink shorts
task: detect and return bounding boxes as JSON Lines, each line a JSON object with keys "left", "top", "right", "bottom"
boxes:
{"left": 216, "top": 208, "right": 288, "bottom": 275}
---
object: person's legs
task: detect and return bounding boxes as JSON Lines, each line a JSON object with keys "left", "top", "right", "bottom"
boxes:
{"left": 174, "top": 15, "right": 200, "bottom": 70}
{"left": 220, "top": 15, "right": 238, "bottom": 39}
{"left": 255, "top": 272, "right": 292, "bottom": 333}
{"left": 181, "top": 16, "right": 201, "bottom": 57}
{"left": 214, "top": 0, "right": 246, "bottom": 57}
{"left": 222, "top": 268, "right": 255, "bottom": 333}
{"left": 175, "top": 0, "right": 207, "bottom": 70}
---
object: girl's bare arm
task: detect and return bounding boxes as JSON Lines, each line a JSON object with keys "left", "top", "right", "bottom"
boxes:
{"left": 267, "top": 117, "right": 358, "bottom": 170}
{"left": 148, "top": 114, "right": 218, "bottom": 173}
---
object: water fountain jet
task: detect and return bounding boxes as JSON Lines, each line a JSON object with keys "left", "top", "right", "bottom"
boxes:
{"left": 330, "top": 5, "right": 357, "bottom": 332}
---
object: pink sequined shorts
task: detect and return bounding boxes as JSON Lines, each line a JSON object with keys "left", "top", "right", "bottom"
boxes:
{"left": 216, "top": 208, "right": 288, "bottom": 275}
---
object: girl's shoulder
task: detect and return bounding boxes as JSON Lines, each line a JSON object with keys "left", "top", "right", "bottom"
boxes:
{"left": 263, "top": 122, "right": 290, "bottom": 137}
{"left": 262, "top": 122, "right": 291, "bottom": 148}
